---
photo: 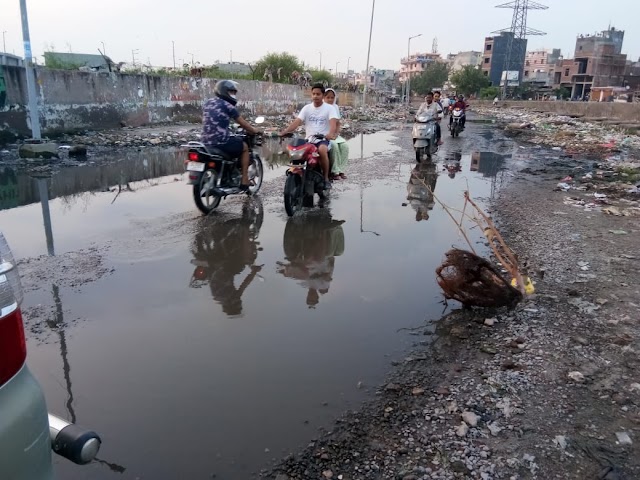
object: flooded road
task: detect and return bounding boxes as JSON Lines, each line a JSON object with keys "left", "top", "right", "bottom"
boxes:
{"left": 0, "top": 120, "right": 517, "bottom": 479}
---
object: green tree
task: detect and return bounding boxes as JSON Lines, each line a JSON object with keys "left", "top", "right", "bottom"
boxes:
{"left": 450, "top": 66, "right": 490, "bottom": 96}
{"left": 254, "top": 52, "right": 303, "bottom": 83}
{"left": 308, "top": 69, "right": 333, "bottom": 85}
{"left": 553, "top": 86, "right": 570, "bottom": 100}
{"left": 480, "top": 86, "right": 500, "bottom": 99}
{"left": 411, "top": 63, "right": 449, "bottom": 96}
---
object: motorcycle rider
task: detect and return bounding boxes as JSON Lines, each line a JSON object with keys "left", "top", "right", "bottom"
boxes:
{"left": 416, "top": 91, "right": 443, "bottom": 145}
{"left": 280, "top": 83, "right": 339, "bottom": 190}
{"left": 202, "top": 80, "right": 262, "bottom": 192}
{"left": 449, "top": 94, "right": 468, "bottom": 130}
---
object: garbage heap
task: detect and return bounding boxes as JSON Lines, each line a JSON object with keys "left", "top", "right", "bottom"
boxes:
{"left": 475, "top": 106, "right": 640, "bottom": 156}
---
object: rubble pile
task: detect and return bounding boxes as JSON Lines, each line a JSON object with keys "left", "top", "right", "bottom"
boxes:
{"left": 476, "top": 106, "right": 640, "bottom": 156}
{"left": 50, "top": 105, "right": 407, "bottom": 150}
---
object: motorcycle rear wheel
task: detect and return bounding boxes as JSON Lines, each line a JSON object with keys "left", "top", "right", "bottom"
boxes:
{"left": 193, "top": 169, "right": 221, "bottom": 215}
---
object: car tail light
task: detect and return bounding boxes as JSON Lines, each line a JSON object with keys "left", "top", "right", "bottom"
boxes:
{"left": 0, "top": 233, "right": 26, "bottom": 386}
{"left": 188, "top": 151, "right": 199, "bottom": 161}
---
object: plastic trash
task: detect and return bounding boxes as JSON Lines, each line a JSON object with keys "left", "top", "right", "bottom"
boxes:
{"left": 511, "top": 276, "right": 535, "bottom": 295}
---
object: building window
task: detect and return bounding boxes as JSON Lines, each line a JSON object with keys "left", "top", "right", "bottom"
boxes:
{"left": 541, "top": 59, "right": 545, "bottom": 64}
{"left": 484, "top": 57, "right": 490, "bottom": 64}
{"left": 486, "top": 44, "right": 492, "bottom": 51}
{"left": 564, "top": 68, "right": 570, "bottom": 77}
{"left": 534, "top": 60, "right": 537, "bottom": 64}
{"left": 526, "top": 61, "right": 530, "bottom": 66}
{"left": 483, "top": 71, "right": 488, "bottom": 76}
{"left": 524, "top": 71, "right": 529, "bottom": 77}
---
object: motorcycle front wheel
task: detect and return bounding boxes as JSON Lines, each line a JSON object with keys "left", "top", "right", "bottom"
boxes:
{"left": 415, "top": 147, "right": 424, "bottom": 163}
{"left": 284, "top": 174, "right": 303, "bottom": 217}
{"left": 193, "top": 169, "right": 221, "bottom": 215}
{"left": 249, "top": 156, "right": 264, "bottom": 195}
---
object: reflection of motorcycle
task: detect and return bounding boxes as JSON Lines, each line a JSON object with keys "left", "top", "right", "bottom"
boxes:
{"left": 277, "top": 213, "right": 345, "bottom": 308}
{"left": 407, "top": 162, "right": 438, "bottom": 222}
{"left": 189, "top": 197, "right": 264, "bottom": 316}
{"left": 443, "top": 150, "right": 463, "bottom": 179}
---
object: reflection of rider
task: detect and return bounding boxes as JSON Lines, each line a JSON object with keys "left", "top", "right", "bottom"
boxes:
{"left": 407, "top": 162, "right": 438, "bottom": 221}
{"left": 443, "top": 151, "right": 463, "bottom": 179}
{"left": 277, "top": 214, "right": 345, "bottom": 308}
{"left": 190, "top": 198, "right": 263, "bottom": 316}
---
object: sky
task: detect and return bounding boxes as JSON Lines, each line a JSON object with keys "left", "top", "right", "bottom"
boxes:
{"left": 2, "top": 0, "right": 639, "bottom": 72}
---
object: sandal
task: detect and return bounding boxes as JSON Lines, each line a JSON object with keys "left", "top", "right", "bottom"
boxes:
{"left": 339, "top": 173, "right": 347, "bottom": 179}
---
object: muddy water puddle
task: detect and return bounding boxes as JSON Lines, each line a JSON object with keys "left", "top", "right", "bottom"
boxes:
{"left": 0, "top": 127, "right": 515, "bottom": 479}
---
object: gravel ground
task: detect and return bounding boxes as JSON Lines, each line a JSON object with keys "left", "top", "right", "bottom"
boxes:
{"left": 261, "top": 137, "right": 640, "bottom": 480}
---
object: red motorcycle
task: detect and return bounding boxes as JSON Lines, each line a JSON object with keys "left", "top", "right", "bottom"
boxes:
{"left": 282, "top": 134, "right": 329, "bottom": 216}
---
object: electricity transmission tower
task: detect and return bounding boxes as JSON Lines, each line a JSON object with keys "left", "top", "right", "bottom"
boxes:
{"left": 494, "top": 0, "right": 548, "bottom": 99}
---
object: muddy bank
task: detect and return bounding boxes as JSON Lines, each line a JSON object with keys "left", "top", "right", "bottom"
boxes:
{"left": 263, "top": 147, "right": 640, "bottom": 479}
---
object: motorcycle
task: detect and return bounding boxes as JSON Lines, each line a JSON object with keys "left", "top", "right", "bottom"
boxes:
{"left": 183, "top": 117, "right": 265, "bottom": 215}
{"left": 450, "top": 108, "right": 464, "bottom": 137}
{"left": 282, "top": 134, "right": 330, "bottom": 217}
{"left": 412, "top": 114, "right": 439, "bottom": 163}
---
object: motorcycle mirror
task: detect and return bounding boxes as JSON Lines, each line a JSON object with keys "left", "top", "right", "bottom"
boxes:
{"left": 255, "top": 116, "right": 265, "bottom": 125}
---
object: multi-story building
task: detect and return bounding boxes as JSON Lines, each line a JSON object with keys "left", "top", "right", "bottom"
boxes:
{"left": 523, "top": 48, "right": 561, "bottom": 85}
{"left": 448, "top": 51, "right": 483, "bottom": 72}
{"left": 551, "top": 27, "right": 628, "bottom": 99}
{"left": 399, "top": 52, "right": 441, "bottom": 83}
{"left": 356, "top": 68, "right": 396, "bottom": 92}
{"left": 0, "top": 53, "right": 24, "bottom": 67}
{"left": 481, "top": 32, "right": 528, "bottom": 87}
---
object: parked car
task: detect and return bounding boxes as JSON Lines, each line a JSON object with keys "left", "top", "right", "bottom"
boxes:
{"left": 0, "top": 233, "right": 101, "bottom": 479}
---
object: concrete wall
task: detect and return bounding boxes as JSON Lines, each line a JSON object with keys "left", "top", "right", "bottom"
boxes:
{"left": 476, "top": 100, "right": 640, "bottom": 121}
{"left": 0, "top": 66, "right": 307, "bottom": 139}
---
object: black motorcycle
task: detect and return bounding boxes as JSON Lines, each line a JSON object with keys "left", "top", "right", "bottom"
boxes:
{"left": 184, "top": 117, "right": 265, "bottom": 215}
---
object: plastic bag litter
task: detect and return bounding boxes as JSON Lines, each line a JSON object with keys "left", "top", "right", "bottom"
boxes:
{"left": 436, "top": 249, "right": 523, "bottom": 308}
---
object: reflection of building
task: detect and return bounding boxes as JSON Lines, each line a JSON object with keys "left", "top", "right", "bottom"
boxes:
{"left": 470, "top": 152, "right": 507, "bottom": 177}
{"left": 482, "top": 32, "right": 528, "bottom": 87}
{"left": 399, "top": 52, "right": 441, "bottom": 83}
{"left": 551, "top": 27, "right": 628, "bottom": 99}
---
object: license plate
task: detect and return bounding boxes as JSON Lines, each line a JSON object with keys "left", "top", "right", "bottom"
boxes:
{"left": 186, "top": 162, "right": 205, "bottom": 172}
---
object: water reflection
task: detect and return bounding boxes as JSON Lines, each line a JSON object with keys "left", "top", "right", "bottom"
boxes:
{"left": 469, "top": 151, "right": 507, "bottom": 177}
{"left": 277, "top": 213, "right": 345, "bottom": 308}
{"left": 443, "top": 150, "right": 463, "bottom": 179}
{"left": 407, "top": 162, "right": 438, "bottom": 222}
{"left": 189, "top": 198, "right": 264, "bottom": 317}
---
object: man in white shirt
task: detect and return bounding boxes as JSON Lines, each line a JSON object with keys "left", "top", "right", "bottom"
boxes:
{"left": 416, "top": 91, "right": 444, "bottom": 145}
{"left": 280, "top": 83, "right": 339, "bottom": 189}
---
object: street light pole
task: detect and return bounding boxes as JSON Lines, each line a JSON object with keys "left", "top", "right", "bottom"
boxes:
{"left": 362, "top": 0, "right": 376, "bottom": 106}
{"left": 406, "top": 34, "right": 422, "bottom": 105}
{"left": 2, "top": 31, "right": 6, "bottom": 52}
{"left": 172, "top": 41, "right": 176, "bottom": 69}
{"left": 100, "top": 41, "right": 106, "bottom": 57}
{"left": 319, "top": 51, "right": 322, "bottom": 70}
{"left": 335, "top": 61, "right": 340, "bottom": 77}
{"left": 19, "top": 0, "right": 41, "bottom": 140}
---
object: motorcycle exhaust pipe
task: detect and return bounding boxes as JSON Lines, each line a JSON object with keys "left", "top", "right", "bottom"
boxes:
{"left": 48, "top": 414, "right": 101, "bottom": 465}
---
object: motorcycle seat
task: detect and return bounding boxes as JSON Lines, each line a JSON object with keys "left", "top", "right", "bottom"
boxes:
{"left": 205, "top": 147, "right": 234, "bottom": 160}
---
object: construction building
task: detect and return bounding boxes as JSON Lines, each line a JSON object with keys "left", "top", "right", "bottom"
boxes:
{"left": 447, "top": 51, "right": 483, "bottom": 72}
{"left": 481, "top": 32, "right": 528, "bottom": 87}
{"left": 551, "top": 27, "right": 628, "bottom": 100}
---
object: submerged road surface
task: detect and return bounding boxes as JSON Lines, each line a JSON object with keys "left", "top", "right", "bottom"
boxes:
{"left": 0, "top": 119, "right": 523, "bottom": 479}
